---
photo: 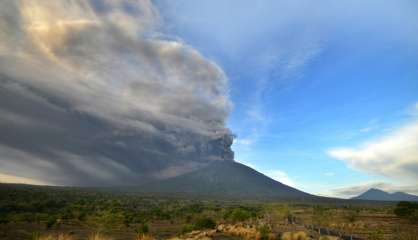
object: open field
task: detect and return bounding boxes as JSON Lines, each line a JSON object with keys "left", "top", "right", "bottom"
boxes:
{"left": 0, "top": 184, "right": 417, "bottom": 240}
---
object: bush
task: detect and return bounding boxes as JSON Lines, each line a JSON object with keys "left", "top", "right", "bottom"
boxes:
{"left": 31, "top": 232, "right": 41, "bottom": 240}
{"left": 394, "top": 201, "right": 418, "bottom": 222}
{"left": 181, "top": 224, "right": 194, "bottom": 234}
{"left": 46, "top": 216, "right": 56, "bottom": 229}
{"left": 136, "top": 223, "right": 149, "bottom": 235}
{"left": 368, "top": 229, "right": 384, "bottom": 240}
{"left": 257, "top": 225, "right": 270, "bottom": 240}
{"left": 193, "top": 217, "right": 216, "bottom": 230}
{"left": 226, "top": 208, "right": 252, "bottom": 222}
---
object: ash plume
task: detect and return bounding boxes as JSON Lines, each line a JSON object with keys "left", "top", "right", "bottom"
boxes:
{"left": 0, "top": 0, "right": 234, "bottom": 186}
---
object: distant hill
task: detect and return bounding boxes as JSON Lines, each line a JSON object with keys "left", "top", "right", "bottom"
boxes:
{"left": 352, "top": 188, "right": 418, "bottom": 202}
{"left": 133, "top": 161, "right": 314, "bottom": 200}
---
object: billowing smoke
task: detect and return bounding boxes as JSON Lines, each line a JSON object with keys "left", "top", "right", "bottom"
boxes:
{"left": 0, "top": 0, "right": 234, "bottom": 186}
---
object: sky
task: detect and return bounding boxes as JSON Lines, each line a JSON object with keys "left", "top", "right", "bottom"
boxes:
{"left": 0, "top": 0, "right": 417, "bottom": 198}
{"left": 155, "top": 0, "right": 418, "bottom": 197}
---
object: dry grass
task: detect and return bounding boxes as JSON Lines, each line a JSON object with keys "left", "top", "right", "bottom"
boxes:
{"left": 87, "top": 233, "right": 113, "bottom": 240}
{"left": 217, "top": 224, "right": 258, "bottom": 239}
{"left": 33, "top": 233, "right": 157, "bottom": 240}
{"left": 216, "top": 224, "right": 276, "bottom": 240}
{"left": 319, "top": 236, "right": 339, "bottom": 240}
{"left": 136, "top": 234, "right": 156, "bottom": 240}
{"left": 34, "top": 234, "right": 75, "bottom": 240}
{"left": 281, "top": 231, "right": 309, "bottom": 240}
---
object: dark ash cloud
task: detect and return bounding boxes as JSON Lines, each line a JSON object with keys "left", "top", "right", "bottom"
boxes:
{"left": 0, "top": 0, "right": 234, "bottom": 186}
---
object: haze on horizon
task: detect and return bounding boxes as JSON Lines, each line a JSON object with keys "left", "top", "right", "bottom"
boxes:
{"left": 0, "top": 0, "right": 417, "bottom": 199}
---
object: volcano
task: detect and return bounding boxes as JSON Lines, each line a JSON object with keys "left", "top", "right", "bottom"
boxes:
{"left": 134, "top": 161, "right": 314, "bottom": 200}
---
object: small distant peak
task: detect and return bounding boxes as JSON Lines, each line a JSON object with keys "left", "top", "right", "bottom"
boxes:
{"left": 354, "top": 187, "right": 418, "bottom": 201}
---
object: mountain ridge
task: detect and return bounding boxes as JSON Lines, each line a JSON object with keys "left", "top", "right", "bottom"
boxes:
{"left": 352, "top": 188, "right": 418, "bottom": 201}
{"left": 131, "top": 161, "right": 314, "bottom": 200}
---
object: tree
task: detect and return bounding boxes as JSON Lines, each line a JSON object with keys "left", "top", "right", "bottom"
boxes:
{"left": 394, "top": 201, "right": 418, "bottom": 222}
{"left": 343, "top": 209, "right": 359, "bottom": 240}
{"left": 312, "top": 206, "right": 327, "bottom": 235}
{"left": 270, "top": 204, "right": 291, "bottom": 225}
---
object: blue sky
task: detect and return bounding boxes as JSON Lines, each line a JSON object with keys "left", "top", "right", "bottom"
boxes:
{"left": 155, "top": 0, "right": 418, "bottom": 196}
{"left": 0, "top": 0, "right": 416, "bottom": 197}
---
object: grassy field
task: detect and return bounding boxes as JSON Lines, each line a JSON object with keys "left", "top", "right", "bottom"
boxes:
{"left": 0, "top": 184, "right": 417, "bottom": 240}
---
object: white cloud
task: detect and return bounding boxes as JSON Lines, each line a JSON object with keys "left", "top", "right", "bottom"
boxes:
{"left": 237, "top": 160, "right": 256, "bottom": 170}
{"left": 328, "top": 120, "right": 418, "bottom": 182}
{"left": 236, "top": 160, "right": 297, "bottom": 188}
{"left": 265, "top": 170, "right": 296, "bottom": 188}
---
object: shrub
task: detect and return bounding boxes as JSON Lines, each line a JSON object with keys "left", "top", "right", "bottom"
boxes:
{"left": 257, "top": 225, "right": 271, "bottom": 240}
{"left": 181, "top": 224, "right": 194, "bottom": 234}
{"left": 368, "top": 229, "right": 384, "bottom": 240}
{"left": 230, "top": 208, "right": 252, "bottom": 222}
{"left": 87, "top": 210, "right": 125, "bottom": 230}
{"left": 193, "top": 217, "right": 216, "bottom": 230}
{"left": 394, "top": 201, "right": 418, "bottom": 222}
{"left": 31, "top": 232, "right": 41, "bottom": 240}
{"left": 0, "top": 215, "right": 9, "bottom": 224}
{"left": 46, "top": 216, "right": 56, "bottom": 229}
{"left": 136, "top": 222, "right": 149, "bottom": 235}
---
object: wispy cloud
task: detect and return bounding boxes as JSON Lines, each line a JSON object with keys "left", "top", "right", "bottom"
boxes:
{"left": 359, "top": 118, "right": 380, "bottom": 133}
{"left": 328, "top": 109, "right": 418, "bottom": 182}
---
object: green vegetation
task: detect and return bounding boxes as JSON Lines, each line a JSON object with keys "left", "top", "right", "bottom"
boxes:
{"left": 1, "top": 184, "right": 417, "bottom": 240}
{"left": 394, "top": 201, "right": 418, "bottom": 222}
{"left": 369, "top": 229, "right": 384, "bottom": 240}
{"left": 193, "top": 217, "right": 216, "bottom": 230}
{"left": 224, "top": 207, "right": 255, "bottom": 222}
{"left": 135, "top": 223, "right": 150, "bottom": 235}
{"left": 256, "top": 225, "right": 271, "bottom": 240}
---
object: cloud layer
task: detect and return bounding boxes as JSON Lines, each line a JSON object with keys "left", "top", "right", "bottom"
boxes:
{"left": 0, "top": 0, "right": 233, "bottom": 186}
{"left": 328, "top": 120, "right": 418, "bottom": 182}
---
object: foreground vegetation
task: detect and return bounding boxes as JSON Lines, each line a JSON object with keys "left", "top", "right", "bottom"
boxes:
{"left": 0, "top": 184, "right": 417, "bottom": 240}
